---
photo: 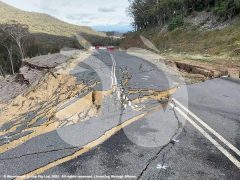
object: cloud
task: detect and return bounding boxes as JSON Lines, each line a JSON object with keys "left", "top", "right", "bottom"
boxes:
{"left": 40, "top": 6, "right": 60, "bottom": 15}
{"left": 66, "top": 13, "right": 99, "bottom": 26}
{"left": 1, "top": 0, "right": 132, "bottom": 31}
{"left": 66, "top": 13, "right": 95, "bottom": 20}
{"left": 98, "top": 7, "right": 116, "bottom": 13}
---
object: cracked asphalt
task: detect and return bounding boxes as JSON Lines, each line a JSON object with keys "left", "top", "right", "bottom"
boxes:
{"left": 0, "top": 50, "right": 240, "bottom": 179}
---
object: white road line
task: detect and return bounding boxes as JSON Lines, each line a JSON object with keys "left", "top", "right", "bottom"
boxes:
{"left": 170, "top": 103, "right": 240, "bottom": 169}
{"left": 109, "top": 53, "right": 137, "bottom": 110}
{"left": 172, "top": 98, "right": 240, "bottom": 157}
{"left": 109, "top": 53, "right": 115, "bottom": 87}
{"left": 109, "top": 53, "right": 117, "bottom": 87}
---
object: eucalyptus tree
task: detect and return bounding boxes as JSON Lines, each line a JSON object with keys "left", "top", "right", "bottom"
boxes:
{"left": 128, "top": 0, "right": 240, "bottom": 31}
{"left": 0, "top": 22, "right": 30, "bottom": 74}
{"left": 0, "top": 25, "right": 15, "bottom": 74}
{"left": 3, "top": 21, "right": 30, "bottom": 60}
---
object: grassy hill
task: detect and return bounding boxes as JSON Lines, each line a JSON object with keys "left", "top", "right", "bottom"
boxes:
{"left": 0, "top": 1, "right": 105, "bottom": 37}
{"left": 122, "top": 20, "right": 240, "bottom": 56}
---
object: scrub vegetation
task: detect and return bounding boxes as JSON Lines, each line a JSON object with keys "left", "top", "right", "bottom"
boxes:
{"left": 123, "top": 0, "right": 240, "bottom": 70}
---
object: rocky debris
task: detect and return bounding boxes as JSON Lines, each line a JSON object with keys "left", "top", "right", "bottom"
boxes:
{"left": 23, "top": 53, "right": 69, "bottom": 69}
{"left": 184, "top": 11, "right": 230, "bottom": 30}
{"left": 21, "top": 52, "right": 75, "bottom": 84}
{"left": 0, "top": 53, "right": 70, "bottom": 103}
{"left": 0, "top": 76, "right": 29, "bottom": 103}
{"left": 15, "top": 74, "right": 30, "bottom": 86}
{"left": 233, "top": 48, "right": 240, "bottom": 55}
{"left": 0, "top": 73, "right": 91, "bottom": 153}
{"left": 19, "top": 66, "right": 44, "bottom": 85}
{"left": 0, "top": 51, "right": 102, "bottom": 153}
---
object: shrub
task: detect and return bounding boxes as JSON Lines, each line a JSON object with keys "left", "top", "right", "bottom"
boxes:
{"left": 168, "top": 16, "right": 184, "bottom": 31}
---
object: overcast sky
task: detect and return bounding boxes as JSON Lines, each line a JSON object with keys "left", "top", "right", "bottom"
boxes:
{"left": 1, "top": 0, "right": 133, "bottom": 32}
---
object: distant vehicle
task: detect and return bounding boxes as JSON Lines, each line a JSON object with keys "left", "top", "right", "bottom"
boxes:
{"left": 107, "top": 46, "right": 115, "bottom": 51}
{"left": 94, "top": 46, "right": 118, "bottom": 51}
{"left": 99, "top": 47, "right": 107, "bottom": 50}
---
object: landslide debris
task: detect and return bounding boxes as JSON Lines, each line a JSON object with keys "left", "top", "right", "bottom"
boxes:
{"left": 0, "top": 50, "right": 178, "bottom": 154}
{"left": 165, "top": 60, "right": 229, "bottom": 83}
{"left": 0, "top": 51, "right": 103, "bottom": 153}
{"left": 0, "top": 53, "right": 69, "bottom": 103}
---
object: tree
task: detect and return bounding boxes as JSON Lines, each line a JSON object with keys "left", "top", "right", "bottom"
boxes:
{"left": 0, "top": 22, "right": 30, "bottom": 74}
{"left": 128, "top": 0, "right": 240, "bottom": 31}
{"left": 0, "top": 26, "right": 15, "bottom": 74}
{"left": 0, "top": 65, "right": 5, "bottom": 77}
{"left": 1, "top": 21, "right": 30, "bottom": 60}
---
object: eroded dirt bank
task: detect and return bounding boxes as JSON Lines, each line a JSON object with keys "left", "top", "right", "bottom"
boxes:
{"left": 126, "top": 48, "right": 234, "bottom": 84}
{"left": 0, "top": 51, "right": 105, "bottom": 153}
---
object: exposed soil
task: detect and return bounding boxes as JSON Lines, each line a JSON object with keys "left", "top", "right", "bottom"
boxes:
{"left": 165, "top": 54, "right": 240, "bottom": 80}
{"left": 0, "top": 53, "right": 70, "bottom": 103}
{"left": 0, "top": 51, "right": 102, "bottom": 153}
{"left": 126, "top": 48, "right": 238, "bottom": 84}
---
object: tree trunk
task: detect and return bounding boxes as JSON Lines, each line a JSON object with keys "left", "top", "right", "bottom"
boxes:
{"left": 7, "top": 46, "right": 14, "bottom": 74}
{"left": 0, "top": 65, "right": 4, "bottom": 77}
{"left": 17, "top": 42, "right": 24, "bottom": 60}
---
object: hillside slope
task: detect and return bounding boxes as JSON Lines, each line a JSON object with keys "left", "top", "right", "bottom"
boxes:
{"left": 0, "top": 1, "right": 105, "bottom": 37}
{"left": 122, "top": 11, "right": 240, "bottom": 66}
{"left": 122, "top": 11, "right": 240, "bottom": 78}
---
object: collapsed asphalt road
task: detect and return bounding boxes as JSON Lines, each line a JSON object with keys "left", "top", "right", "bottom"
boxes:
{"left": 0, "top": 50, "right": 239, "bottom": 179}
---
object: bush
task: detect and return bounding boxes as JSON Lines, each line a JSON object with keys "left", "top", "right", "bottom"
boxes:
{"left": 168, "top": 16, "right": 184, "bottom": 31}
